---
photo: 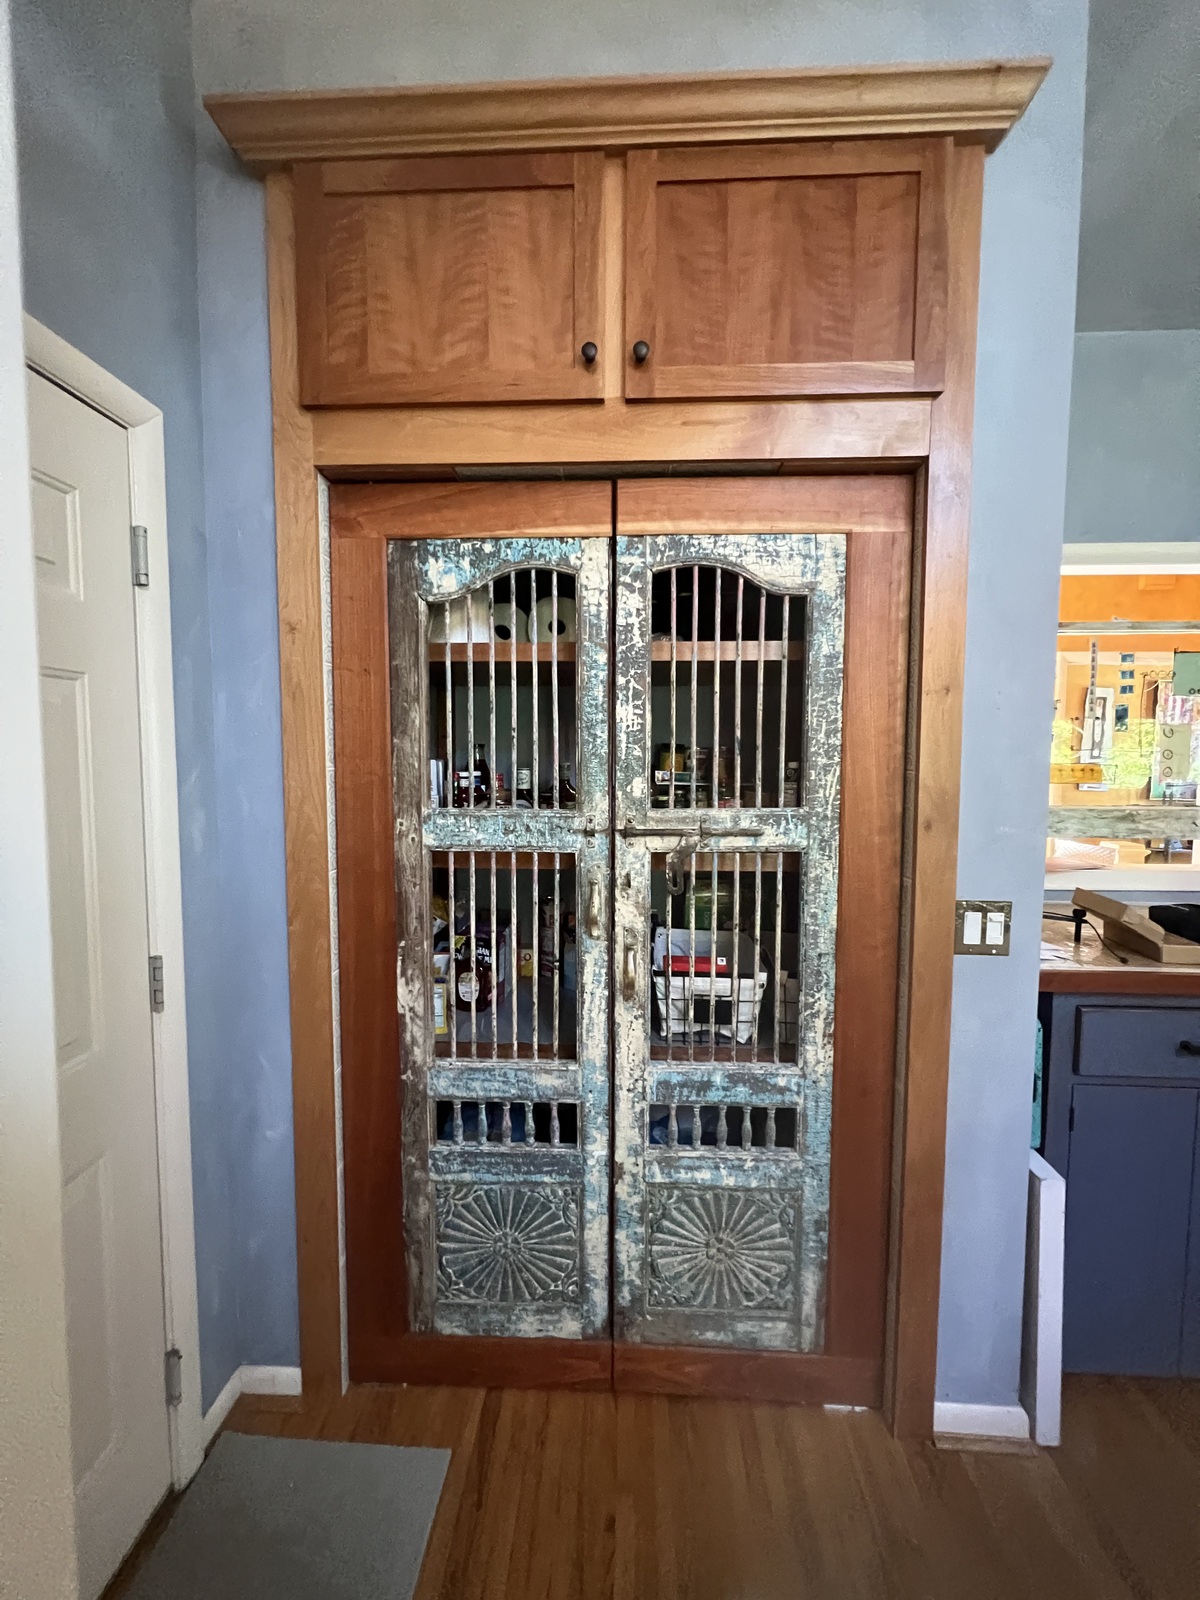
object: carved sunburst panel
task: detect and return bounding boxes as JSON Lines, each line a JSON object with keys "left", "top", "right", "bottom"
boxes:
{"left": 646, "top": 1186, "right": 797, "bottom": 1313}
{"left": 436, "top": 1183, "right": 581, "bottom": 1305}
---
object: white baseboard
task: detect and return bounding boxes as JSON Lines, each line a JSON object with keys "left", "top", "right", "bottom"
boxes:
{"left": 933, "top": 1401, "right": 1031, "bottom": 1441}
{"left": 241, "top": 1364, "right": 303, "bottom": 1397}
{"left": 200, "top": 1364, "right": 303, "bottom": 1449}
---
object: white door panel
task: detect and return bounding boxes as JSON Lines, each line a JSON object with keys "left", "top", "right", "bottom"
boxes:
{"left": 30, "top": 371, "right": 172, "bottom": 1600}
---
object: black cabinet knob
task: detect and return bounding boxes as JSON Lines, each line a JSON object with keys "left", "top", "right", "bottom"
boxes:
{"left": 632, "top": 340, "right": 651, "bottom": 364}
{"left": 580, "top": 341, "right": 598, "bottom": 365}
{"left": 1178, "top": 1040, "right": 1200, "bottom": 1056}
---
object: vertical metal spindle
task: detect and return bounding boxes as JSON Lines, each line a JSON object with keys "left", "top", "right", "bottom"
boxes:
{"left": 447, "top": 850, "right": 457, "bottom": 1061}
{"left": 531, "top": 851, "right": 540, "bottom": 1057}
{"left": 688, "top": 848, "right": 697, "bottom": 1067}
{"left": 733, "top": 575, "right": 745, "bottom": 805}
{"left": 531, "top": 570, "right": 540, "bottom": 811}
{"left": 511, "top": 581, "right": 519, "bottom": 805}
{"left": 774, "top": 854, "right": 784, "bottom": 1066}
{"left": 690, "top": 563, "right": 699, "bottom": 810}
{"left": 443, "top": 602, "right": 453, "bottom": 807}
{"left": 730, "top": 851, "right": 742, "bottom": 1061}
{"left": 552, "top": 850, "right": 561, "bottom": 1062}
{"left": 550, "top": 1100, "right": 561, "bottom": 1146}
{"left": 778, "top": 596, "right": 791, "bottom": 810}
{"left": 667, "top": 1102, "right": 678, "bottom": 1148}
{"left": 489, "top": 850, "right": 498, "bottom": 1054}
{"left": 488, "top": 579, "right": 497, "bottom": 811}
{"left": 713, "top": 569, "right": 723, "bottom": 803}
{"left": 663, "top": 850, "right": 673, "bottom": 1060}
{"left": 753, "top": 852, "right": 764, "bottom": 1059}
{"left": 668, "top": 568, "right": 678, "bottom": 811}
{"left": 551, "top": 570, "right": 560, "bottom": 810}
{"left": 774, "top": 595, "right": 790, "bottom": 1063}
{"left": 717, "top": 1103, "right": 728, "bottom": 1149}
{"left": 755, "top": 586, "right": 766, "bottom": 808}
{"left": 466, "top": 588, "right": 476, "bottom": 811}
{"left": 692, "top": 1102, "right": 701, "bottom": 1149}
{"left": 453, "top": 1099, "right": 463, "bottom": 1145}
{"left": 510, "top": 850, "right": 518, "bottom": 1060}
{"left": 765, "top": 1106, "right": 777, "bottom": 1149}
{"left": 502, "top": 1100, "right": 512, "bottom": 1145}
{"left": 468, "top": 850, "right": 478, "bottom": 1052}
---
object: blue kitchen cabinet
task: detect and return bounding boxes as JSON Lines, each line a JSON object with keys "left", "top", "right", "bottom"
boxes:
{"left": 1043, "top": 993, "right": 1200, "bottom": 1377}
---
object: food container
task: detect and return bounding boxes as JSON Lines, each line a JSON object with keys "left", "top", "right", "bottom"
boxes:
{"left": 651, "top": 928, "right": 768, "bottom": 1045}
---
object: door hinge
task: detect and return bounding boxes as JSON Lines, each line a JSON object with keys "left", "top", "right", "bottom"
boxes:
{"left": 131, "top": 524, "right": 150, "bottom": 588}
{"left": 164, "top": 1347, "right": 183, "bottom": 1408}
{"left": 148, "top": 954, "right": 165, "bottom": 1013}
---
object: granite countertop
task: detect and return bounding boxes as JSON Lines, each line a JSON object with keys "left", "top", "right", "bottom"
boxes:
{"left": 1040, "top": 912, "right": 1200, "bottom": 995}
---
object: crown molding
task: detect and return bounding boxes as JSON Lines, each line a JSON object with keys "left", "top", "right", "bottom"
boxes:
{"left": 205, "top": 59, "right": 1050, "bottom": 172}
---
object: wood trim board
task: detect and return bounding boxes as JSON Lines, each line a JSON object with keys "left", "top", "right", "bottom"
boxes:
{"left": 206, "top": 59, "right": 1049, "bottom": 171}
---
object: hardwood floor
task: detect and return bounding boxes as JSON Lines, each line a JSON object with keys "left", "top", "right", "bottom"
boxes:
{"left": 207, "top": 1376, "right": 1200, "bottom": 1599}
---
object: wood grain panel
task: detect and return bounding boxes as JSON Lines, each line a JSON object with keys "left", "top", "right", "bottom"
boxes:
{"left": 265, "top": 171, "right": 344, "bottom": 1396}
{"left": 886, "top": 142, "right": 985, "bottom": 1439}
{"left": 826, "top": 499, "right": 911, "bottom": 1361}
{"left": 626, "top": 139, "right": 947, "bottom": 402}
{"left": 296, "top": 152, "right": 604, "bottom": 406}
{"left": 354, "top": 1335, "right": 613, "bottom": 1391}
{"left": 205, "top": 60, "right": 1051, "bottom": 171}
{"left": 616, "top": 474, "right": 912, "bottom": 535}
{"left": 310, "top": 397, "right": 933, "bottom": 469}
{"left": 613, "top": 1346, "right": 880, "bottom": 1405}
{"left": 330, "top": 527, "right": 408, "bottom": 1369}
{"left": 335, "top": 480, "right": 611, "bottom": 541}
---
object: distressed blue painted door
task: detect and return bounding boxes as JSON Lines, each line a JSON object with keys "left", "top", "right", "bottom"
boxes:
{"left": 390, "top": 537, "right": 611, "bottom": 1340}
{"left": 612, "top": 536, "right": 846, "bottom": 1351}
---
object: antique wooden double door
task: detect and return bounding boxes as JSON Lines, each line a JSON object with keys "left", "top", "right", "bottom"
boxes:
{"left": 333, "top": 477, "right": 910, "bottom": 1402}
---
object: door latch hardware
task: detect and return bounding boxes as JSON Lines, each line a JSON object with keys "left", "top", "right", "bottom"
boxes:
{"left": 586, "top": 875, "right": 603, "bottom": 939}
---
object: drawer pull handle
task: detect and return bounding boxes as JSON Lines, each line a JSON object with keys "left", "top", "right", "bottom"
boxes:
{"left": 1178, "top": 1041, "right": 1200, "bottom": 1056}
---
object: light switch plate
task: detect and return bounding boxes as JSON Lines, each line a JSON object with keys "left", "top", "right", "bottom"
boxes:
{"left": 955, "top": 899, "right": 1012, "bottom": 956}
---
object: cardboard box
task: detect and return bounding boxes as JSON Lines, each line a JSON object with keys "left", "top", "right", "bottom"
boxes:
{"left": 1072, "top": 889, "right": 1200, "bottom": 964}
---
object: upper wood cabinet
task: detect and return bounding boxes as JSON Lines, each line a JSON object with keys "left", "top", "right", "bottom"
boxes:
{"left": 623, "top": 139, "right": 948, "bottom": 401}
{"left": 294, "top": 152, "right": 605, "bottom": 406}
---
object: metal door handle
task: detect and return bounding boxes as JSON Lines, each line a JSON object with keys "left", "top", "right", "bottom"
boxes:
{"left": 587, "top": 875, "right": 602, "bottom": 939}
{"left": 1179, "top": 1041, "right": 1200, "bottom": 1056}
{"left": 623, "top": 933, "right": 638, "bottom": 1003}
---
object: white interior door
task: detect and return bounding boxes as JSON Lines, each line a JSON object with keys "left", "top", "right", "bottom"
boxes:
{"left": 29, "top": 370, "right": 172, "bottom": 1599}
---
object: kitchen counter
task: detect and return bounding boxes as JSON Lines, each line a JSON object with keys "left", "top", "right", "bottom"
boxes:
{"left": 1040, "top": 913, "right": 1200, "bottom": 995}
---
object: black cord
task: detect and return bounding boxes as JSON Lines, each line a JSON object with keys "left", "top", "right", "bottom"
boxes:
{"left": 1044, "top": 911, "right": 1130, "bottom": 964}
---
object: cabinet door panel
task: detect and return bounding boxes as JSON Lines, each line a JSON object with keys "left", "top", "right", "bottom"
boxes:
{"left": 625, "top": 139, "right": 946, "bottom": 401}
{"left": 296, "top": 153, "right": 604, "bottom": 405}
{"left": 1063, "top": 1083, "right": 1198, "bottom": 1376}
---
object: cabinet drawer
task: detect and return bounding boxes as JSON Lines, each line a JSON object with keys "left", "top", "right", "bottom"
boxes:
{"left": 624, "top": 137, "right": 947, "bottom": 402}
{"left": 1075, "top": 1005, "right": 1200, "bottom": 1080}
{"left": 295, "top": 152, "right": 604, "bottom": 406}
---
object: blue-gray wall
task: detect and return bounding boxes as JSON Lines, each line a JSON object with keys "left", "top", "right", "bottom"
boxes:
{"left": 12, "top": 0, "right": 297, "bottom": 1409}
{"left": 192, "top": 0, "right": 1089, "bottom": 1408}
{"left": 1066, "top": 330, "right": 1200, "bottom": 546}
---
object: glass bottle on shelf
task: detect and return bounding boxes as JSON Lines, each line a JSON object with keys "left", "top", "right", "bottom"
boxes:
{"left": 473, "top": 742, "right": 491, "bottom": 806}
{"left": 515, "top": 766, "right": 534, "bottom": 808}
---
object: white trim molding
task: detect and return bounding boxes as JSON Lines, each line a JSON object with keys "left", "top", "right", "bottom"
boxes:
{"left": 24, "top": 314, "right": 206, "bottom": 1492}
{"left": 1021, "top": 1152, "right": 1065, "bottom": 1447}
{"left": 201, "top": 1365, "right": 304, "bottom": 1450}
{"left": 1062, "top": 541, "right": 1200, "bottom": 575}
{"left": 933, "top": 1402, "right": 1031, "bottom": 1442}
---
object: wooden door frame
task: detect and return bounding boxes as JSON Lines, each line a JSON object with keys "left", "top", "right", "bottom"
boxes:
{"left": 261, "top": 124, "right": 985, "bottom": 1437}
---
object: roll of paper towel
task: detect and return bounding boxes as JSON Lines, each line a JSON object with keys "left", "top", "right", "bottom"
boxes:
{"left": 492, "top": 607, "right": 527, "bottom": 645}
{"left": 427, "top": 592, "right": 490, "bottom": 643}
{"left": 529, "top": 595, "right": 577, "bottom": 643}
